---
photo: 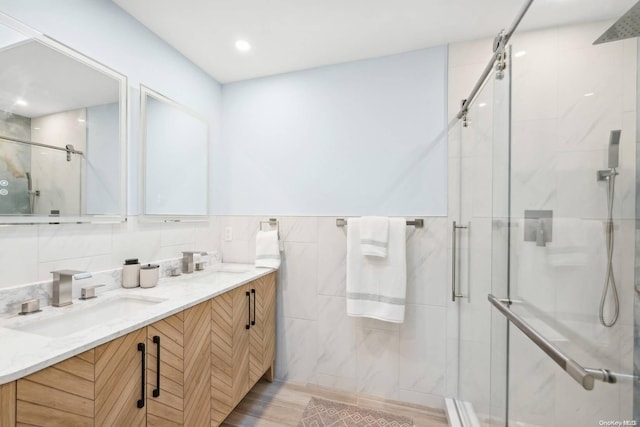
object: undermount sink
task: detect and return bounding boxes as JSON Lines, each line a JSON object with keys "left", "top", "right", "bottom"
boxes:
{"left": 211, "top": 264, "right": 252, "bottom": 274}
{"left": 9, "top": 296, "right": 166, "bottom": 338}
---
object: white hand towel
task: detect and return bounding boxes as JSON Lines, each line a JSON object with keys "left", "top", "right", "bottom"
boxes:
{"left": 346, "top": 217, "right": 407, "bottom": 323}
{"left": 255, "top": 230, "right": 281, "bottom": 269}
{"left": 360, "top": 216, "right": 389, "bottom": 258}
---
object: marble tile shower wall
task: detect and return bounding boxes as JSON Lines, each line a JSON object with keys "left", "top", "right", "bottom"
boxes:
{"left": 217, "top": 215, "right": 455, "bottom": 409}
{"left": 506, "top": 22, "right": 636, "bottom": 426}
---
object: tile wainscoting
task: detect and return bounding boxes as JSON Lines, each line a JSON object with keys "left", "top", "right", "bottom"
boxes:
{"left": 0, "top": 215, "right": 456, "bottom": 410}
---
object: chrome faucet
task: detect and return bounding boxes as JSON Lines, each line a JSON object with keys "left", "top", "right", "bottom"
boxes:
{"left": 182, "top": 251, "right": 207, "bottom": 274}
{"left": 51, "top": 270, "right": 92, "bottom": 307}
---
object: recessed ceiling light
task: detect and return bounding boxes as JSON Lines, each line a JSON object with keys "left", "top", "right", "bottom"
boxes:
{"left": 514, "top": 51, "right": 526, "bottom": 58}
{"left": 478, "top": 102, "right": 487, "bottom": 108}
{"left": 33, "top": 127, "right": 40, "bottom": 130}
{"left": 235, "top": 39, "right": 251, "bottom": 52}
{"left": 584, "top": 92, "right": 595, "bottom": 97}
{"left": 77, "top": 118, "right": 86, "bottom": 123}
{"left": 15, "top": 98, "right": 27, "bottom": 106}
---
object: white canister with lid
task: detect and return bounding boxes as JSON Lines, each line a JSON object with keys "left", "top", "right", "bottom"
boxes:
{"left": 140, "top": 264, "right": 160, "bottom": 288}
{"left": 122, "top": 258, "right": 140, "bottom": 288}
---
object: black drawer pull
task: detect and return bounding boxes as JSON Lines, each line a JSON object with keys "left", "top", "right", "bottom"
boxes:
{"left": 153, "top": 335, "right": 160, "bottom": 398}
{"left": 137, "top": 342, "right": 145, "bottom": 408}
{"left": 246, "top": 290, "right": 251, "bottom": 329}
{"left": 251, "top": 288, "right": 256, "bottom": 326}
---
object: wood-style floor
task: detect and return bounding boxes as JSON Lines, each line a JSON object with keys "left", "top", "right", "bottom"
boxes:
{"left": 221, "top": 379, "right": 449, "bottom": 427}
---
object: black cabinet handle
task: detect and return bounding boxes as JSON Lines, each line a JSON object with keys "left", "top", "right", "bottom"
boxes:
{"left": 137, "top": 342, "right": 145, "bottom": 408}
{"left": 153, "top": 335, "right": 160, "bottom": 398}
{"left": 246, "top": 290, "right": 251, "bottom": 329}
{"left": 251, "top": 288, "right": 256, "bottom": 326}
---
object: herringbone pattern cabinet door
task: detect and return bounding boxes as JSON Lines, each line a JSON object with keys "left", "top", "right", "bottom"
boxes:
{"left": 147, "top": 311, "right": 185, "bottom": 426}
{"left": 95, "top": 328, "right": 147, "bottom": 427}
{"left": 249, "top": 273, "right": 276, "bottom": 386}
{"left": 211, "top": 284, "right": 250, "bottom": 426}
{"left": 184, "top": 300, "right": 211, "bottom": 427}
{"left": 16, "top": 350, "right": 95, "bottom": 426}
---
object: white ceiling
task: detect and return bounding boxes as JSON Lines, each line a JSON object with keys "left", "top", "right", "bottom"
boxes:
{"left": 113, "top": 0, "right": 636, "bottom": 83}
{"left": 0, "top": 40, "right": 120, "bottom": 118}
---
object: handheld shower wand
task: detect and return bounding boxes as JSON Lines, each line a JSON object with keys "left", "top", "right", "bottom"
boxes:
{"left": 596, "top": 130, "right": 621, "bottom": 327}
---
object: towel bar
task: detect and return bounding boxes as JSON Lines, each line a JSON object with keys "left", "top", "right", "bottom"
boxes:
{"left": 259, "top": 218, "right": 279, "bottom": 232}
{"left": 335, "top": 218, "right": 424, "bottom": 228}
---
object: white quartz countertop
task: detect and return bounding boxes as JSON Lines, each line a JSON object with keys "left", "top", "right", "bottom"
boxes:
{"left": 0, "top": 264, "right": 275, "bottom": 385}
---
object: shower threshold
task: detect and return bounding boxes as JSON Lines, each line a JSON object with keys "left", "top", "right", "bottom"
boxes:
{"left": 445, "top": 398, "right": 481, "bottom": 427}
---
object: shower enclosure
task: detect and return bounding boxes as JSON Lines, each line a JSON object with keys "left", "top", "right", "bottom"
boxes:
{"left": 448, "top": 1, "right": 638, "bottom": 425}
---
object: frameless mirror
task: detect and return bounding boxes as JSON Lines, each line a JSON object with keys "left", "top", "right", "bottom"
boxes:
{"left": 141, "top": 86, "right": 209, "bottom": 219}
{"left": 0, "top": 14, "right": 127, "bottom": 223}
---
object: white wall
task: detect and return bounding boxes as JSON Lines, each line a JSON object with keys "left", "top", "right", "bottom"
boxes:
{"left": 0, "top": 0, "right": 222, "bottom": 215}
{"left": 220, "top": 47, "right": 448, "bottom": 216}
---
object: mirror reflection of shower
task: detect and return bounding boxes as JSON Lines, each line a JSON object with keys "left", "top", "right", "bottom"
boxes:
{"left": 25, "top": 171, "right": 39, "bottom": 215}
{"left": 596, "top": 130, "right": 621, "bottom": 327}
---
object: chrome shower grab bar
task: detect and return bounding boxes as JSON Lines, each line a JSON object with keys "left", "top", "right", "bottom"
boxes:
{"left": 488, "top": 294, "right": 625, "bottom": 390}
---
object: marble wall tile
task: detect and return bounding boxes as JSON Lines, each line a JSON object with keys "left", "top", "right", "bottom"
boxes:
{"left": 405, "top": 218, "right": 448, "bottom": 307}
{"left": 356, "top": 327, "right": 400, "bottom": 400}
{"left": 280, "top": 242, "right": 318, "bottom": 320}
{"left": 399, "top": 305, "right": 447, "bottom": 396}
{"left": 317, "top": 295, "right": 357, "bottom": 379}
{"left": 317, "top": 217, "right": 347, "bottom": 297}
{"left": 316, "top": 373, "right": 357, "bottom": 393}
{"left": 220, "top": 240, "right": 251, "bottom": 263}
{"left": 275, "top": 316, "right": 318, "bottom": 384}
{"left": 397, "top": 389, "right": 444, "bottom": 412}
{"left": 37, "top": 254, "right": 114, "bottom": 282}
{"left": 278, "top": 216, "right": 318, "bottom": 243}
{"left": 0, "top": 225, "right": 39, "bottom": 287}
{"left": 622, "top": 39, "right": 637, "bottom": 114}
{"left": 37, "top": 223, "right": 113, "bottom": 262}
{"left": 111, "top": 218, "right": 163, "bottom": 264}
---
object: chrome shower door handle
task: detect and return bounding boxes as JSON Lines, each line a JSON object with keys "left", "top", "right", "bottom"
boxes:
{"left": 452, "top": 221, "right": 468, "bottom": 302}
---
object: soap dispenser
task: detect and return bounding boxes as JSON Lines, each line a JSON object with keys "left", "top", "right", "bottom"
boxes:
{"left": 122, "top": 258, "right": 140, "bottom": 288}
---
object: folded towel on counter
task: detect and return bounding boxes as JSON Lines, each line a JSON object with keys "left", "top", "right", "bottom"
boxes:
{"left": 346, "top": 217, "right": 407, "bottom": 323}
{"left": 360, "top": 216, "right": 389, "bottom": 258}
{"left": 255, "top": 229, "right": 281, "bottom": 269}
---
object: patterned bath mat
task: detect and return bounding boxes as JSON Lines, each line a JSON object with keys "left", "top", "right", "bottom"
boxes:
{"left": 298, "top": 397, "right": 413, "bottom": 427}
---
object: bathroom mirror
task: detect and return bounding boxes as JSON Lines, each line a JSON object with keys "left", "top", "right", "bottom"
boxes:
{"left": 0, "top": 14, "right": 127, "bottom": 223}
{"left": 140, "top": 86, "right": 209, "bottom": 219}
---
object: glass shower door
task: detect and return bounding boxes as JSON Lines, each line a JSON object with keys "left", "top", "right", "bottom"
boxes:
{"left": 502, "top": 20, "right": 636, "bottom": 426}
{"left": 453, "top": 48, "right": 511, "bottom": 426}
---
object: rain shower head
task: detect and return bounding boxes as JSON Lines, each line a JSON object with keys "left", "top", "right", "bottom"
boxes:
{"left": 594, "top": 1, "right": 640, "bottom": 45}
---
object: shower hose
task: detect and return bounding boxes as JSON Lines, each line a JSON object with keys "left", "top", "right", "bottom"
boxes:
{"left": 599, "top": 170, "right": 619, "bottom": 327}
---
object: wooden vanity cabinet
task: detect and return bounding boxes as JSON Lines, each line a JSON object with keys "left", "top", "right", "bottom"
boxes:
{"left": 12, "top": 302, "right": 211, "bottom": 427}
{"left": 0, "top": 381, "right": 16, "bottom": 427}
{"left": 5, "top": 272, "right": 274, "bottom": 427}
{"left": 211, "top": 272, "right": 276, "bottom": 426}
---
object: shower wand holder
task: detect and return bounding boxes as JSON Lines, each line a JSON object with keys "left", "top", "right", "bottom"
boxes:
{"left": 597, "top": 169, "right": 618, "bottom": 181}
